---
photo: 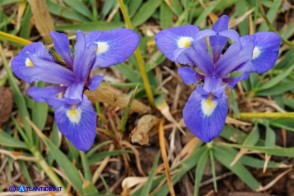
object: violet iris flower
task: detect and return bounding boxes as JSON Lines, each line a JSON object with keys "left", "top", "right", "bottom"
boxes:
{"left": 155, "top": 15, "right": 281, "bottom": 142}
{"left": 12, "top": 29, "right": 139, "bottom": 151}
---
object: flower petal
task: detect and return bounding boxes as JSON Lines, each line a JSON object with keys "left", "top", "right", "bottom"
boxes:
{"left": 251, "top": 32, "right": 281, "bottom": 73}
{"left": 178, "top": 39, "right": 214, "bottom": 75}
{"left": 28, "top": 54, "right": 76, "bottom": 85}
{"left": 178, "top": 67, "right": 204, "bottom": 84}
{"left": 50, "top": 32, "right": 73, "bottom": 67}
{"left": 73, "top": 30, "right": 97, "bottom": 80}
{"left": 155, "top": 25, "right": 199, "bottom": 63}
{"left": 28, "top": 86, "right": 65, "bottom": 102}
{"left": 11, "top": 42, "right": 53, "bottom": 83}
{"left": 64, "top": 82, "right": 85, "bottom": 104}
{"left": 224, "top": 72, "right": 250, "bottom": 88}
{"left": 54, "top": 95, "right": 96, "bottom": 151}
{"left": 183, "top": 86, "right": 228, "bottom": 142}
{"left": 88, "top": 75, "right": 104, "bottom": 91}
{"left": 215, "top": 35, "right": 254, "bottom": 76}
{"left": 194, "top": 29, "right": 216, "bottom": 42}
{"left": 86, "top": 28, "right": 140, "bottom": 68}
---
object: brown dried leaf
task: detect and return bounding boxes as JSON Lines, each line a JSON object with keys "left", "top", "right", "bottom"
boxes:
{"left": 85, "top": 83, "right": 151, "bottom": 114}
{"left": 0, "top": 87, "right": 13, "bottom": 126}
{"left": 130, "top": 115, "right": 159, "bottom": 145}
{"left": 28, "top": 0, "right": 54, "bottom": 44}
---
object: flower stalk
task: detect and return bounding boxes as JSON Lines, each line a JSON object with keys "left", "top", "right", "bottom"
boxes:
{"left": 238, "top": 112, "right": 294, "bottom": 119}
{"left": 117, "top": 0, "right": 155, "bottom": 105}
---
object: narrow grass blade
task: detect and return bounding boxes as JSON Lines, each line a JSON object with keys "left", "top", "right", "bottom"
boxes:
{"left": 257, "top": 64, "right": 294, "bottom": 91}
{"left": 131, "top": 0, "right": 162, "bottom": 27}
{"left": 160, "top": 2, "right": 173, "bottom": 29}
{"left": 121, "top": 84, "right": 139, "bottom": 132}
{"left": 0, "top": 130, "right": 28, "bottom": 149}
{"left": 63, "top": 0, "right": 93, "bottom": 19}
{"left": 194, "top": 148, "right": 209, "bottom": 196}
{"left": 0, "top": 31, "right": 31, "bottom": 45}
{"left": 140, "top": 152, "right": 160, "bottom": 195}
{"left": 46, "top": 0, "right": 89, "bottom": 22}
{"left": 214, "top": 144, "right": 261, "bottom": 191}
{"left": 19, "top": 161, "right": 34, "bottom": 186}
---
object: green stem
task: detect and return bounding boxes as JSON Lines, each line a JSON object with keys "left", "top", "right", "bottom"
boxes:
{"left": 0, "top": 31, "right": 31, "bottom": 46}
{"left": 30, "top": 146, "right": 65, "bottom": 193}
{"left": 117, "top": 0, "right": 154, "bottom": 106}
{"left": 237, "top": 112, "right": 294, "bottom": 119}
{"left": 80, "top": 152, "right": 92, "bottom": 180}
{"left": 257, "top": 0, "right": 294, "bottom": 47}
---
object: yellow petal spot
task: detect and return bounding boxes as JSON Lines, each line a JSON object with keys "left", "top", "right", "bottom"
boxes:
{"left": 201, "top": 94, "right": 217, "bottom": 116}
{"left": 66, "top": 104, "right": 81, "bottom": 123}
{"left": 177, "top": 37, "right": 193, "bottom": 48}
{"left": 96, "top": 42, "right": 109, "bottom": 55}
{"left": 252, "top": 47, "right": 261, "bottom": 60}
{"left": 25, "top": 58, "right": 34, "bottom": 67}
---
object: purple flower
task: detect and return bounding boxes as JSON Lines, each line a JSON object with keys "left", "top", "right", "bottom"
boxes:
{"left": 12, "top": 29, "right": 139, "bottom": 151}
{"left": 155, "top": 15, "right": 281, "bottom": 142}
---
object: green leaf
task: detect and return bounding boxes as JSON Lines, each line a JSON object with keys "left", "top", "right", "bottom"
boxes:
{"left": 194, "top": 149, "right": 209, "bottom": 196}
{"left": 113, "top": 63, "right": 140, "bottom": 82}
{"left": 195, "top": 0, "right": 222, "bottom": 26}
{"left": 160, "top": 2, "right": 173, "bottom": 29}
{"left": 220, "top": 126, "right": 247, "bottom": 144}
{"left": 229, "top": 90, "right": 240, "bottom": 117}
{"left": 128, "top": 0, "right": 143, "bottom": 18}
{"left": 270, "top": 118, "right": 294, "bottom": 131}
{"left": 153, "top": 146, "right": 206, "bottom": 196}
{"left": 222, "top": 143, "right": 294, "bottom": 157}
{"left": 265, "top": 126, "right": 276, "bottom": 148}
{"left": 170, "top": 0, "right": 183, "bottom": 16}
{"left": 257, "top": 64, "right": 294, "bottom": 91}
{"left": 256, "top": 81, "right": 294, "bottom": 96}
{"left": 63, "top": 0, "right": 93, "bottom": 19}
{"left": 140, "top": 152, "right": 160, "bottom": 195}
{"left": 56, "top": 21, "right": 124, "bottom": 32}
{"left": 83, "top": 181, "right": 99, "bottom": 196}
{"left": 46, "top": 0, "right": 89, "bottom": 22}
{"left": 284, "top": 98, "right": 294, "bottom": 110}
{"left": 19, "top": 161, "right": 33, "bottom": 186}
{"left": 0, "top": 130, "right": 28, "bottom": 149}
{"left": 43, "top": 138, "right": 84, "bottom": 193}
{"left": 258, "top": 0, "right": 282, "bottom": 31}
{"left": 132, "top": 0, "right": 162, "bottom": 27}
{"left": 214, "top": 145, "right": 261, "bottom": 191}
{"left": 243, "top": 125, "right": 260, "bottom": 146}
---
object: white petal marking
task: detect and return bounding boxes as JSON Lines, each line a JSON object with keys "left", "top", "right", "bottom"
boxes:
{"left": 66, "top": 106, "right": 82, "bottom": 123}
{"left": 96, "top": 42, "right": 109, "bottom": 55}
{"left": 201, "top": 99, "right": 217, "bottom": 116}
{"left": 252, "top": 47, "right": 261, "bottom": 60}
{"left": 177, "top": 37, "right": 193, "bottom": 48}
{"left": 25, "top": 58, "right": 34, "bottom": 67}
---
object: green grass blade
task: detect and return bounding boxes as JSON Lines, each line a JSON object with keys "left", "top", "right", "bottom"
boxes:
{"left": 46, "top": 0, "right": 89, "bottom": 22}
{"left": 140, "top": 152, "right": 160, "bottom": 195}
{"left": 0, "top": 130, "right": 28, "bottom": 149}
{"left": 257, "top": 64, "right": 294, "bottom": 91}
{"left": 214, "top": 145, "right": 261, "bottom": 191}
{"left": 194, "top": 148, "right": 209, "bottom": 196}
{"left": 63, "top": 0, "right": 93, "bottom": 19}
{"left": 160, "top": 2, "right": 173, "bottom": 29}
{"left": 131, "top": 0, "right": 162, "bottom": 27}
{"left": 56, "top": 21, "right": 124, "bottom": 32}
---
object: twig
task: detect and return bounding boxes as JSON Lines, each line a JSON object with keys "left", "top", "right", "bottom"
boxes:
{"left": 159, "top": 120, "right": 175, "bottom": 196}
